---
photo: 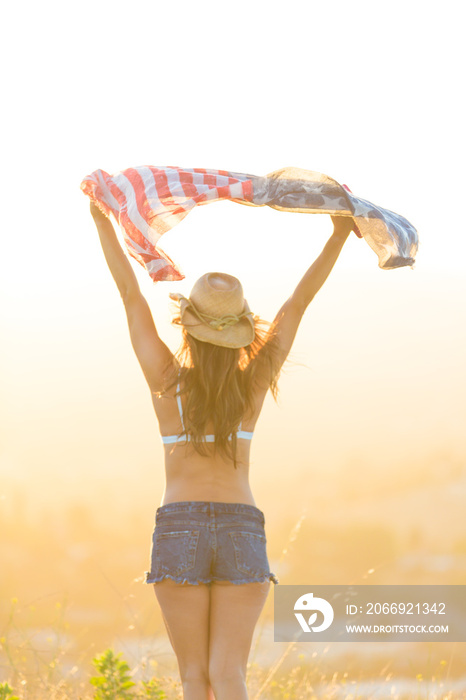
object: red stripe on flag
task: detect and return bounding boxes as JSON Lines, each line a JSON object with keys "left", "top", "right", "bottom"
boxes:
{"left": 178, "top": 171, "right": 199, "bottom": 199}
{"left": 203, "top": 173, "right": 218, "bottom": 187}
{"left": 242, "top": 179, "right": 254, "bottom": 201}
{"left": 216, "top": 185, "right": 230, "bottom": 199}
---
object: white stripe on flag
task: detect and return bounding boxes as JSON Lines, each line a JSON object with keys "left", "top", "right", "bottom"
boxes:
{"left": 146, "top": 258, "right": 170, "bottom": 274}
{"left": 96, "top": 170, "right": 120, "bottom": 212}
{"left": 112, "top": 172, "right": 160, "bottom": 242}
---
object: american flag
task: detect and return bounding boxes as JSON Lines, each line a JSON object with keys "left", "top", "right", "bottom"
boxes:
{"left": 80, "top": 165, "right": 418, "bottom": 282}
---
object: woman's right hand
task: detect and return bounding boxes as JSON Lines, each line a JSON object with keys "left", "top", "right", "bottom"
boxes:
{"left": 90, "top": 201, "right": 109, "bottom": 221}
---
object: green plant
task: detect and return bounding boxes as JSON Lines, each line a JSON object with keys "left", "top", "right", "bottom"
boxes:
{"left": 90, "top": 648, "right": 136, "bottom": 699}
{"left": 0, "top": 683, "right": 19, "bottom": 700}
{"left": 141, "top": 679, "right": 167, "bottom": 699}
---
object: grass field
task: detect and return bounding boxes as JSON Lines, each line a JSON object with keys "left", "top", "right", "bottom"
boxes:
{"left": 2, "top": 456, "right": 466, "bottom": 699}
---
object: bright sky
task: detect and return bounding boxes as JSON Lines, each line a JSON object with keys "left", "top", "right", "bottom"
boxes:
{"left": 1, "top": 0, "right": 465, "bottom": 513}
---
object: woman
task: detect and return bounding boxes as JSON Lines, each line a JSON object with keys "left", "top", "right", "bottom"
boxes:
{"left": 89, "top": 201, "right": 356, "bottom": 700}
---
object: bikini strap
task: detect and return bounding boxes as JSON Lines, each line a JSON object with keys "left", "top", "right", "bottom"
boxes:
{"left": 176, "top": 368, "right": 185, "bottom": 431}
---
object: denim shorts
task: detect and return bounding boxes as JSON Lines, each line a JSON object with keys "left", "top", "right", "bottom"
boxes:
{"left": 144, "top": 501, "right": 279, "bottom": 586}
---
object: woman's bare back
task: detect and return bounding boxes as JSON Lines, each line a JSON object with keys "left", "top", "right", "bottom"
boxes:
{"left": 150, "top": 367, "right": 269, "bottom": 507}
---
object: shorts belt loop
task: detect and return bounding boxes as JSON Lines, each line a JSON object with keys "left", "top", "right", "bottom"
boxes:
{"left": 209, "top": 502, "right": 214, "bottom": 518}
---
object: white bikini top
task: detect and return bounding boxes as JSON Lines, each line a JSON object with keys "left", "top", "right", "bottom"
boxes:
{"left": 161, "top": 370, "right": 254, "bottom": 445}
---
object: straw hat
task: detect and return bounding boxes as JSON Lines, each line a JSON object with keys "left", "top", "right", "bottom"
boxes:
{"left": 169, "top": 272, "right": 255, "bottom": 349}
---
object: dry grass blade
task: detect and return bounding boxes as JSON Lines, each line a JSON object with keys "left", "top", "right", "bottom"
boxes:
{"left": 251, "top": 640, "right": 297, "bottom": 700}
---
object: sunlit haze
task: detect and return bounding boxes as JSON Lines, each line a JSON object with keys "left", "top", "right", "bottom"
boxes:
{"left": 1, "top": 0, "right": 465, "bottom": 690}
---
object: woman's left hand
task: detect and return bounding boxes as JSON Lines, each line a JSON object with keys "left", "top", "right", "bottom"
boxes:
{"left": 330, "top": 214, "right": 356, "bottom": 238}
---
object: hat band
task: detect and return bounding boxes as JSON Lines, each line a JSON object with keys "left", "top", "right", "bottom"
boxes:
{"left": 186, "top": 299, "right": 252, "bottom": 331}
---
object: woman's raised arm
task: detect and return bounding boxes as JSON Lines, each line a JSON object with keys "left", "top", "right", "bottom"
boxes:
{"left": 90, "top": 202, "right": 140, "bottom": 299}
{"left": 290, "top": 215, "right": 356, "bottom": 311}
{"left": 252, "top": 216, "right": 357, "bottom": 384}
{"left": 89, "top": 202, "right": 174, "bottom": 391}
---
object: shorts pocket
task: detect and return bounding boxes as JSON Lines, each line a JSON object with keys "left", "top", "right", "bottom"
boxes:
{"left": 154, "top": 529, "right": 200, "bottom": 576}
{"left": 229, "top": 531, "right": 269, "bottom": 576}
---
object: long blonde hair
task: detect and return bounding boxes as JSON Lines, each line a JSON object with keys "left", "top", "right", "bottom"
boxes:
{"left": 155, "top": 311, "right": 287, "bottom": 468}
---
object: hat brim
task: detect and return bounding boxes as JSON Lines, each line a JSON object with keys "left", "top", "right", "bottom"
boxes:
{"left": 177, "top": 297, "right": 255, "bottom": 349}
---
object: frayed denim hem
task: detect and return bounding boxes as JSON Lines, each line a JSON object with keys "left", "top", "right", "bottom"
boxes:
{"left": 144, "top": 572, "right": 279, "bottom": 585}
